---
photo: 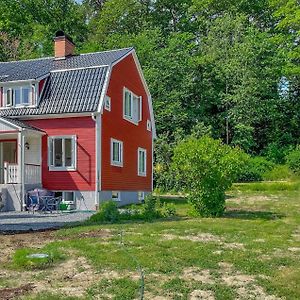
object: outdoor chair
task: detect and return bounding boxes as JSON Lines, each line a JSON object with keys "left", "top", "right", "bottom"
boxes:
{"left": 26, "top": 189, "right": 61, "bottom": 213}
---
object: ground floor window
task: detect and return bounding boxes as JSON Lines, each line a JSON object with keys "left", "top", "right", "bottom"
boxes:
{"left": 48, "top": 136, "right": 77, "bottom": 170}
{"left": 138, "top": 147, "right": 147, "bottom": 176}
{"left": 54, "top": 191, "right": 76, "bottom": 210}
{"left": 138, "top": 191, "right": 145, "bottom": 202}
{"left": 112, "top": 191, "right": 121, "bottom": 202}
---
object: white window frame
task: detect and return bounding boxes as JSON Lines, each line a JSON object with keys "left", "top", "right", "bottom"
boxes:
{"left": 147, "top": 120, "right": 152, "bottom": 131}
{"left": 123, "top": 87, "right": 142, "bottom": 125}
{"left": 2, "top": 83, "right": 38, "bottom": 108}
{"left": 104, "top": 95, "right": 111, "bottom": 111}
{"left": 111, "top": 138, "right": 123, "bottom": 167}
{"left": 138, "top": 147, "right": 147, "bottom": 177}
{"left": 48, "top": 135, "right": 77, "bottom": 171}
{"left": 112, "top": 191, "right": 121, "bottom": 202}
{"left": 5, "top": 88, "right": 12, "bottom": 107}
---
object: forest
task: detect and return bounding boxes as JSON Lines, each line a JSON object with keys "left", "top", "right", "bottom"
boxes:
{"left": 0, "top": 0, "right": 299, "bottom": 191}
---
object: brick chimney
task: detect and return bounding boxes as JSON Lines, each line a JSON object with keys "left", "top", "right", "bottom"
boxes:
{"left": 54, "top": 30, "right": 75, "bottom": 59}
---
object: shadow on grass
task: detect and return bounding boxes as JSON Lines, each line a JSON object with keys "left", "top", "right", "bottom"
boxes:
{"left": 224, "top": 209, "right": 284, "bottom": 220}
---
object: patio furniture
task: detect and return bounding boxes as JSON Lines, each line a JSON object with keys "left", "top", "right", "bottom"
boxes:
{"left": 26, "top": 189, "right": 61, "bottom": 213}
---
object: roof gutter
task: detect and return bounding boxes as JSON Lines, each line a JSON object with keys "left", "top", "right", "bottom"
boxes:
{"left": 92, "top": 112, "right": 101, "bottom": 210}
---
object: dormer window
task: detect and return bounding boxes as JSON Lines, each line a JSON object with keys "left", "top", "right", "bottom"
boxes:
{"left": 2, "top": 84, "right": 37, "bottom": 108}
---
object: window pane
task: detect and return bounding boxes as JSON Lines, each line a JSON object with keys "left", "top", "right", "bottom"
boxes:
{"left": 139, "top": 150, "right": 146, "bottom": 174}
{"left": 63, "top": 192, "right": 74, "bottom": 202}
{"left": 14, "top": 88, "right": 21, "bottom": 106}
{"left": 6, "top": 90, "right": 11, "bottom": 106}
{"left": 113, "top": 142, "right": 120, "bottom": 162}
{"left": 54, "top": 139, "right": 63, "bottom": 167}
{"left": 125, "top": 91, "right": 132, "bottom": 117}
{"left": 65, "top": 138, "right": 72, "bottom": 167}
{"left": 22, "top": 87, "right": 30, "bottom": 105}
{"left": 49, "top": 139, "right": 54, "bottom": 166}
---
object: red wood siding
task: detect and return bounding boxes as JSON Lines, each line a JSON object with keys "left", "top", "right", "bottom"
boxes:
{"left": 101, "top": 54, "right": 153, "bottom": 191}
{"left": 26, "top": 117, "right": 96, "bottom": 191}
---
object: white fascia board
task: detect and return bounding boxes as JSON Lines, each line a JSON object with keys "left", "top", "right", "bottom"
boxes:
{"left": 97, "top": 49, "right": 135, "bottom": 114}
{"left": 131, "top": 50, "right": 157, "bottom": 139}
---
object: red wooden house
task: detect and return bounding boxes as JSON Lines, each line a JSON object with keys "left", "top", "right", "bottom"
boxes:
{"left": 0, "top": 31, "right": 156, "bottom": 211}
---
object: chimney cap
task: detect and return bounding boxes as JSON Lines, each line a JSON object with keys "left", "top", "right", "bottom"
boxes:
{"left": 54, "top": 30, "right": 75, "bottom": 45}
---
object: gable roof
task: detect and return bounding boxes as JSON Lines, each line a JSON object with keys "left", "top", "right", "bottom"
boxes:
{"left": 0, "top": 48, "right": 133, "bottom": 117}
{"left": 0, "top": 66, "right": 109, "bottom": 117}
{"left": 0, "top": 48, "right": 133, "bottom": 83}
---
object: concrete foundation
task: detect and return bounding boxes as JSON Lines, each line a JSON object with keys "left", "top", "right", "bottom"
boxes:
{"left": 0, "top": 185, "right": 151, "bottom": 212}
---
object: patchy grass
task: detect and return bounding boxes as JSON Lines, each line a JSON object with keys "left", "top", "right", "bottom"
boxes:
{"left": 0, "top": 182, "right": 299, "bottom": 299}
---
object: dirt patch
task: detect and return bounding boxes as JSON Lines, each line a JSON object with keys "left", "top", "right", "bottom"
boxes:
{"left": 75, "top": 229, "right": 112, "bottom": 239}
{"left": 182, "top": 268, "right": 214, "bottom": 284}
{"left": 0, "top": 283, "right": 35, "bottom": 300}
{"left": 288, "top": 247, "right": 300, "bottom": 252}
{"left": 161, "top": 233, "right": 223, "bottom": 243}
{"left": 0, "top": 231, "right": 55, "bottom": 264}
{"left": 223, "top": 243, "right": 245, "bottom": 250}
{"left": 236, "top": 285, "right": 280, "bottom": 300}
{"left": 190, "top": 289, "right": 215, "bottom": 300}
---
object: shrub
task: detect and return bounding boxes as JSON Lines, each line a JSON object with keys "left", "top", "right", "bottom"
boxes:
{"left": 141, "top": 194, "right": 162, "bottom": 220}
{"left": 172, "top": 137, "right": 247, "bottom": 217}
{"left": 238, "top": 156, "right": 275, "bottom": 182}
{"left": 286, "top": 147, "right": 300, "bottom": 175}
{"left": 161, "top": 202, "right": 177, "bottom": 217}
{"left": 90, "top": 201, "right": 120, "bottom": 223}
{"left": 262, "top": 165, "right": 293, "bottom": 181}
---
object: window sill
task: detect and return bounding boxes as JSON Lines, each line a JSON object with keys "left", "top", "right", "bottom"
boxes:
{"left": 111, "top": 161, "right": 123, "bottom": 167}
{"left": 123, "top": 116, "right": 139, "bottom": 126}
{"left": 138, "top": 173, "right": 147, "bottom": 177}
{"left": 49, "top": 167, "right": 77, "bottom": 172}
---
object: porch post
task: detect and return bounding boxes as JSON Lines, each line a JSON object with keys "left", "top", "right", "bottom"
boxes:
{"left": 17, "top": 130, "right": 25, "bottom": 211}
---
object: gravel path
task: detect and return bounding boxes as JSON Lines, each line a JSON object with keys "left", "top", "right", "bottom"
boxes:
{"left": 0, "top": 211, "right": 94, "bottom": 233}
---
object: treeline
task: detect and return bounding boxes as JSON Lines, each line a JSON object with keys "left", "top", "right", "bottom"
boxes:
{"left": 0, "top": 0, "right": 299, "bottom": 180}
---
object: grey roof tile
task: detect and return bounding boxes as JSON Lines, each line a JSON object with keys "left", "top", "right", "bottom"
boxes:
{"left": 0, "top": 66, "right": 109, "bottom": 117}
{"left": 0, "top": 47, "right": 133, "bottom": 117}
{"left": 0, "top": 116, "right": 44, "bottom": 132}
{"left": 0, "top": 48, "right": 132, "bottom": 82}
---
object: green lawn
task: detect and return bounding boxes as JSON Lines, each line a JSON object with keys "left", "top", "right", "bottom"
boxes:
{"left": 1, "top": 182, "right": 300, "bottom": 299}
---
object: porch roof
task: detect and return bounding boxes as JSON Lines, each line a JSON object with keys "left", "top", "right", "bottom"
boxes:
{"left": 0, "top": 117, "right": 44, "bottom": 133}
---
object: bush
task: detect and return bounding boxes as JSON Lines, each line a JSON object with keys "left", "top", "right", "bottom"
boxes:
{"left": 262, "top": 165, "right": 293, "bottom": 181}
{"left": 286, "top": 147, "right": 300, "bottom": 175}
{"left": 172, "top": 137, "right": 247, "bottom": 217}
{"left": 238, "top": 156, "right": 275, "bottom": 182}
{"left": 141, "top": 194, "right": 162, "bottom": 220}
{"left": 90, "top": 201, "right": 120, "bottom": 223}
{"left": 161, "top": 202, "right": 177, "bottom": 217}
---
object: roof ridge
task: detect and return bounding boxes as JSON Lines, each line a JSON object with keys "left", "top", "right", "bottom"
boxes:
{"left": 0, "top": 47, "right": 134, "bottom": 65}
{"left": 0, "top": 56, "right": 52, "bottom": 64}
{"left": 79, "top": 47, "right": 134, "bottom": 57}
{"left": 51, "top": 65, "right": 109, "bottom": 73}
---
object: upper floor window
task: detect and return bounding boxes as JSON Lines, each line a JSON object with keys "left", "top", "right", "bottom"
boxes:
{"left": 104, "top": 95, "right": 111, "bottom": 111}
{"left": 2, "top": 84, "right": 37, "bottom": 108}
{"left": 48, "top": 136, "right": 77, "bottom": 171}
{"left": 123, "top": 88, "right": 142, "bottom": 124}
{"left": 111, "top": 138, "right": 123, "bottom": 167}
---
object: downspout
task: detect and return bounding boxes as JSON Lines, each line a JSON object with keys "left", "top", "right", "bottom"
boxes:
{"left": 92, "top": 112, "right": 101, "bottom": 210}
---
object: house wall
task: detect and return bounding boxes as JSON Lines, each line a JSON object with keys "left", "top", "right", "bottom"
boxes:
{"left": 24, "top": 135, "right": 41, "bottom": 165}
{"left": 25, "top": 117, "right": 96, "bottom": 191}
{"left": 101, "top": 53, "right": 153, "bottom": 192}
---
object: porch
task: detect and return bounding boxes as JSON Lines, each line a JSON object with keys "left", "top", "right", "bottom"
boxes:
{"left": 0, "top": 117, "right": 43, "bottom": 211}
